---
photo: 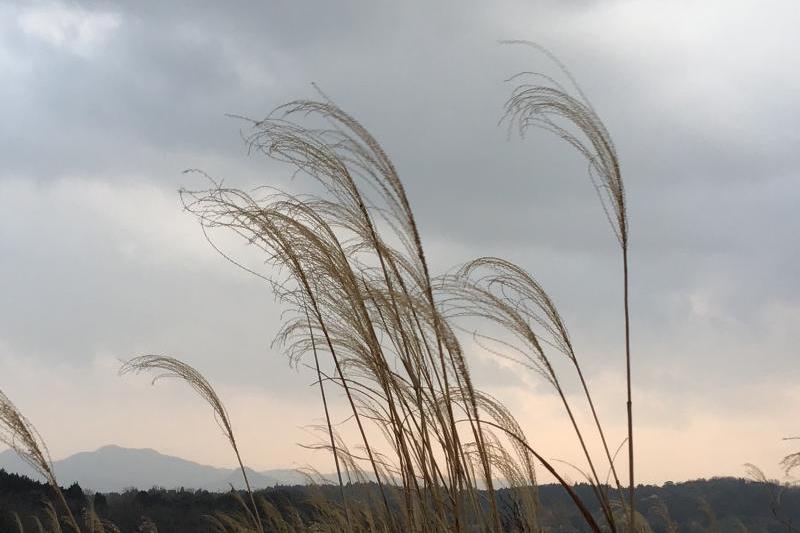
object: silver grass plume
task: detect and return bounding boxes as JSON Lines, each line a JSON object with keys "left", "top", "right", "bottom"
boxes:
{"left": 502, "top": 40, "right": 634, "bottom": 531}
{"left": 119, "top": 355, "right": 263, "bottom": 533}
{"left": 0, "top": 389, "right": 81, "bottom": 532}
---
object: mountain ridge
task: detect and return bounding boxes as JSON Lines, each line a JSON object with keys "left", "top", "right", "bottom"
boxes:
{"left": 0, "top": 445, "right": 309, "bottom": 492}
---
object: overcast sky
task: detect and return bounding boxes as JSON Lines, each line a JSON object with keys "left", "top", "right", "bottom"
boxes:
{"left": 1, "top": 0, "right": 798, "bottom": 484}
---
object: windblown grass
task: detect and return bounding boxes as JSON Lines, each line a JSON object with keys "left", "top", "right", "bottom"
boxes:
{"left": 501, "top": 40, "right": 634, "bottom": 530}
{"left": 3, "top": 49, "right": 641, "bottom": 533}
{"left": 167, "top": 48, "right": 635, "bottom": 532}
{"left": 0, "top": 389, "right": 81, "bottom": 532}
{"left": 781, "top": 437, "right": 800, "bottom": 477}
{"left": 120, "top": 355, "right": 264, "bottom": 533}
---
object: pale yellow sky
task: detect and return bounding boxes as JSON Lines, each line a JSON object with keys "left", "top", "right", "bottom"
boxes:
{"left": 1, "top": 348, "right": 796, "bottom": 484}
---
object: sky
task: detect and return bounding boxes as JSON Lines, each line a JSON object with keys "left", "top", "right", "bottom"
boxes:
{"left": 0, "top": 0, "right": 798, "bottom": 485}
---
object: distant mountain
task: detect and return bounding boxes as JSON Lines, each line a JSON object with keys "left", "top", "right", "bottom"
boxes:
{"left": 0, "top": 445, "right": 309, "bottom": 492}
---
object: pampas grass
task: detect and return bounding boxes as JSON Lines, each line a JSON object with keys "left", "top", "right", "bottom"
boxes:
{"left": 119, "top": 355, "right": 263, "bottom": 533}
{"left": 501, "top": 40, "right": 634, "bottom": 531}
{"left": 173, "top": 49, "right": 635, "bottom": 532}
{"left": 0, "top": 389, "right": 81, "bottom": 532}
{"left": 2, "top": 48, "right": 642, "bottom": 533}
{"left": 782, "top": 437, "right": 800, "bottom": 477}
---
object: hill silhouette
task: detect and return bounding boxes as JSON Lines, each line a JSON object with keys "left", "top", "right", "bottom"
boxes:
{"left": 2, "top": 466, "right": 798, "bottom": 532}
{"left": 0, "top": 445, "right": 308, "bottom": 492}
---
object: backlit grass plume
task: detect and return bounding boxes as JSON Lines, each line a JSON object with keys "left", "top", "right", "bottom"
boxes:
{"left": 181, "top": 126, "right": 542, "bottom": 530}
{"left": 0, "top": 389, "right": 81, "bottom": 532}
{"left": 438, "top": 257, "right": 623, "bottom": 528}
{"left": 174, "top": 57, "right": 639, "bottom": 528}
{"left": 781, "top": 437, "right": 800, "bottom": 476}
{"left": 119, "top": 355, "right": 263, "bottom": 533}
{"left": 502, "top": 40, "right": 634, "bottom": 530}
